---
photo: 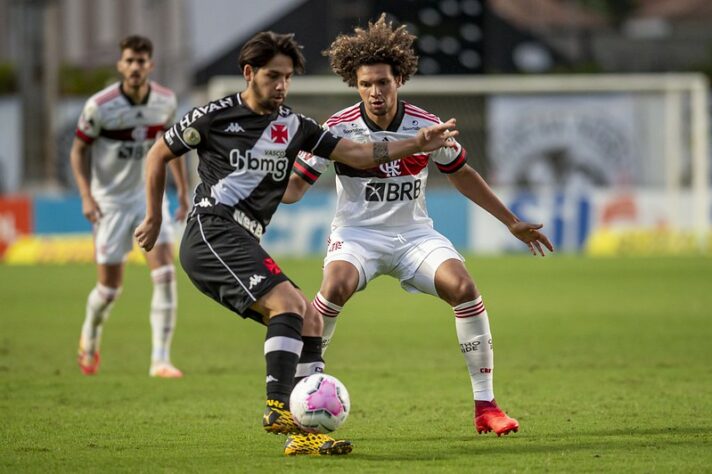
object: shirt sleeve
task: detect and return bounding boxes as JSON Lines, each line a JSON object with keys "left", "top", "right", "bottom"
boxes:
{"left": 431, "top": 138, "right": 468, "bottom": 174}
{"left": 298, "top": 114, "right": 342, "bottom": 160}
{"left": 162, "top": 107, "right": 208, "bottom": 156}
{"left": 75, "top": 98, "right": 101, "bottom": 144}
{"left": 292, "top": 151, "right": 331, "bottom": 185}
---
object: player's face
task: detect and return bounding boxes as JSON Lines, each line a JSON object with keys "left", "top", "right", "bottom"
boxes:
{"left": 356, "top": 64, "right": 401, "bottom": 118}
{"left": 246, "top": 53, "right": 294, "bottom": 113}
{"left": 117, "top": 49, "right": 153, "bottom": 89}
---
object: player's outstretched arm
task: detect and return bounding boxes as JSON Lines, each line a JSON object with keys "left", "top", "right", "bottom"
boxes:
{"left": 282, "top": 173, "right": 311, "bottom": 204}
{"left": 135, "top": 139, "right": 180, "bottom": 252}
{"left": 448, "top": 164, "right": 554, "bottom": 256}
{"left": 330, "top": 119, "right": 458, "bottom": 169}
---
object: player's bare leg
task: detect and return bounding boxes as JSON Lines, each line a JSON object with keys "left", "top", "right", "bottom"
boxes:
{"left": 435, "top": 259, "right": 519, "bottom": 437}
{"left": 145, "top": 243, "right": 182, "bottom": 378}
{"left": 78, "top": 264, "right": 123, "bottom": 375}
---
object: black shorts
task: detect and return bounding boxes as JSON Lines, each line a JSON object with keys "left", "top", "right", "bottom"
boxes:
{"left": 179, "top": 213, "right": 291, "bottom": 324}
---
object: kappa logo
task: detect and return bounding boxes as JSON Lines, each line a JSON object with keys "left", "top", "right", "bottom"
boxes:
{"left": 249, "top": 274, "right": 266, "bottom": 290}
{"left": 224, "top": 122, "right": 245, "bottom": 133}
{"left": 266, "top": 375, "right": 279, "bottom": 383}
{"left": 270, "top": 124, "right": 288, "bottom": 144}
{"left": 195, "top": 198, "right": 212, "bottom": 208}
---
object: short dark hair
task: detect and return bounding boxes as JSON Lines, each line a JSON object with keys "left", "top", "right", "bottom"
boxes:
{"left": 119, "top": 35, "right": 153, "bottom": 57}
{"left": 239, "top": 31, "right": 305, "bottom": 74}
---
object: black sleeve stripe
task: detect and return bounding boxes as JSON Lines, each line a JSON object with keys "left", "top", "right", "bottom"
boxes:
{"left": 436, "top": 147, "right": 467, "bottom": 174}
{"left": 293, "top": 159, "right": 321, "bottom": 185}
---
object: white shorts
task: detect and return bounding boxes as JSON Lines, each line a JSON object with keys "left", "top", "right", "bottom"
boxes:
{"left": 93, "top": 199, "right": 173, "bottom": 264}
{"left": 323, "top": 226, "right": 464, "bottom": 296}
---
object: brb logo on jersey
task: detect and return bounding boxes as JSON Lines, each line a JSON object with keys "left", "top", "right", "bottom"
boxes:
{"left": 229, "top": 148, "right": 289, "bottom": 181}
{"left": 365, "top": 179, "right": 422, "bottom": 202}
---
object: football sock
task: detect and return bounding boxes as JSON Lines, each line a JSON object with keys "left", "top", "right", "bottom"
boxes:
{"left": 149, "top": 265, "right": 177, "bottom": 363}
{"left": 80, "top": 284, "right": 121, "bottom": 355}
{"left": 295, "top": 336, "right": 325, "bottom": 385}
{"left": 312, "top": 292, "right": 342, "bottom": 354}
{"left": 454, "top": 296, "right": 495, "bottom": 402}
{"left": 265, "top": 312, "right": 303, "bottom": 405}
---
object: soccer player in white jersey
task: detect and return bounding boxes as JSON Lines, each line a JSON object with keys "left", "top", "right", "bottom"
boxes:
{"left": 71, "top": 35, "right": 189, "bottom": 378}
{"left": 283, "top": 15, "right": 554, "bottom": 436}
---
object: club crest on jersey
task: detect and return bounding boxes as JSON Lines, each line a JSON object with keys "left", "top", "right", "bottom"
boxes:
{"left": 183, "top": 127, "right": 201, "bottom": 146}
{"left": 270, "top": 124, "right": 288, "bottom": 144}
{"left": 131, "top": 125, "right": 148, "bottom": 141}
{"left": 379, "top": 161, "right": 401, "bottom": 177}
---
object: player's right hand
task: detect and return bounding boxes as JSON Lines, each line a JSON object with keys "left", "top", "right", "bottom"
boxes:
{"left": 81, "top": 196, "right": 102, "bottom": 224}
{"left": 416, "top": 118, "right": 459, "bottom": 153}
{"left": 134, "top": 217, "right": 161, "bottom": 252}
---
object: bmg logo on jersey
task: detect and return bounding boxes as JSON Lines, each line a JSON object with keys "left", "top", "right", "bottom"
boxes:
{"left": 365, "top": 179, "right": 422, "bottom": 202}
{"left": 229, "top": 148, "right": 289, "bottom": 181}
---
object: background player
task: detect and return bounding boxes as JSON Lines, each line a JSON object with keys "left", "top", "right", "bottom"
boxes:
{"left": 134, "top": 31, "right": 458, "bottom": 455}
{"left": 71, "top": 35, "right": 189, "bottom": 378}
{"left": 282, "top": 15, "right": 554, "bottom": 436}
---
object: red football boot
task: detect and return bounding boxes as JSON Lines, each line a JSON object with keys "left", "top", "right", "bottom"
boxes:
{"left": 474, "top": 399, "right": 519, "bottom": 436}
{"left": 78, "top": 350, "right": 100, "bottom": 375}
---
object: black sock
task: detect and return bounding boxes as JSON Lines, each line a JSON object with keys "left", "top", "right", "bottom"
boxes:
{"left": 295, "top": 336, "right": 325, "bottom": 385}
{"left": 264, "top": 312, "right": 303, "bottom": 406}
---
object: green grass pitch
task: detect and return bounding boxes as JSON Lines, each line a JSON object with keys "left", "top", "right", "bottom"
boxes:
{"left": 1, "top": 256, "right": 711, "bottom": 472}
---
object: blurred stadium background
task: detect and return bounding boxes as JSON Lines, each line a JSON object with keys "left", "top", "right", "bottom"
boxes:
{"left": 0, "top": 0, "right": 710, "bottom": 260}
{"left": 2, "top": 2, "right": 712, "bottom": 471}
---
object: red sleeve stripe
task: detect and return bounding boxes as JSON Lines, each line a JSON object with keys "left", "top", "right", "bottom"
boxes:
{"left": 436, "top": 148, "right": 467, "bottom": 173}
{"left": 404, "top": 109, "right": 440, "bottom": 124}
{"left": 293, "top": 160, "right": 319, "bottom": 184}
{"left": 404, "top": 104, "right": 440, "bottom": 122}
{"left": 328, "top": 104, "right": 360, "bottom": 121}
{"left": 151, "top": 81, "right": 173, "bottom": 97}
{"left": 95, "top": 88, "right": 120, "bottom": 105}
{"left": 75, "top": 129, "right": 95, "bottom": 144}
{"left": 326, "top": 108, "right": 361, "bottom": 127}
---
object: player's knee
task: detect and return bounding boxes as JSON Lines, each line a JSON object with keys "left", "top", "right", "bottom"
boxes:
{"left": 96, "top": 283, "right": 122, "bottom": 304}
{"left": 444, "top": 278, "right": 478, "bottom": 306}
{"left": 319, "top": 282, "right": 354, "bottom": 307}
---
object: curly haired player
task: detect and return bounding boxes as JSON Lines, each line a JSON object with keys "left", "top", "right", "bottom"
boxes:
{"left": 283, "top": 14, "right": 554, "bottom": 437}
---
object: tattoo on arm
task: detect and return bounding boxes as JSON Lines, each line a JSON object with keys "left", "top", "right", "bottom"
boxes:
{"left": 373, "top": 142, "right": 390, "bottom": 164}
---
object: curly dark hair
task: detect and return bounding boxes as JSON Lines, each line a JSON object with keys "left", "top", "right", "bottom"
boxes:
{"left": 324, "top": 13, "right": 418, "bottom": 87}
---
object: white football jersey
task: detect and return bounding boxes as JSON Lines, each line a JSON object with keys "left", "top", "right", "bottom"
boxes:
{"left": 75, "top": 81, "right": 177, "bottom": 209}
{"left": 294, "top": 101, "right": 467, "bottom": 228}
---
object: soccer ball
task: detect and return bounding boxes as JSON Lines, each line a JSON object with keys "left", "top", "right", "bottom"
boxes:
{"left": 289, "top": 373, "right": 350, "bottom": 434}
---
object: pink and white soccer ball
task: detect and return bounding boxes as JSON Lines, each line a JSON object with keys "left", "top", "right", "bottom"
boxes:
{"left": 289, "top": 373, "right": 350, "bottom": 433}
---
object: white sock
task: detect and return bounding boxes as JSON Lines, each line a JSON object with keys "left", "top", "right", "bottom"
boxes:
{"left": 454, "top": 296, "right": 495, "bottom": 402}
{"left": 150, "top": 265, "right": 177, "bottom": 364}
{"left": 312, "top": 292, "right": 342, "bottom": 354}
{"left": 80, "top": 284, "right": 121, "bottom": 355}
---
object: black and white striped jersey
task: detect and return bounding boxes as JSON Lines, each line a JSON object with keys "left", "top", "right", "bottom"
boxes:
{"left": 163, "top": 92, "right": 341, "bottom": 236}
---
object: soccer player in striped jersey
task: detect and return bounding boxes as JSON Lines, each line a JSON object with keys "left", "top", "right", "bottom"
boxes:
{"left": 283, "top": 14, "right": 554, "bottom": 437}
{"left": 71, "top": 35, "right": 189, "bottom": 378}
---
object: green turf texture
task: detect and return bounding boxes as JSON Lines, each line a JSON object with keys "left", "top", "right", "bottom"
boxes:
{"left": 1, "top": 256, "right": 711, "bottom": 472}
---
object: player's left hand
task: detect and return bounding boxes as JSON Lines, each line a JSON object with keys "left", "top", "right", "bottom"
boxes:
{"left": 134, "top": 217, "right": 162, "bottom": 252}
{"left": 416, "top": 118, "right": 459, "bottom": 152}
{"left": 508, "top": 222, "right": 554, "bottom": 256}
